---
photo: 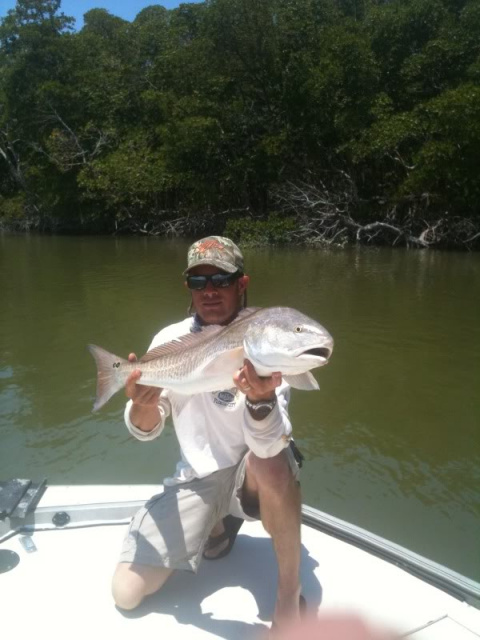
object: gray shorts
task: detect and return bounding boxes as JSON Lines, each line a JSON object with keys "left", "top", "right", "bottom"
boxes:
{"left": 119, "top": 447, "right": 300, "bottom": 572}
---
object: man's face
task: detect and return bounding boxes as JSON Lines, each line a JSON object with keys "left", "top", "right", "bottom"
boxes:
{"left": 186, "top": 264, "right": 249, "bottom": 325}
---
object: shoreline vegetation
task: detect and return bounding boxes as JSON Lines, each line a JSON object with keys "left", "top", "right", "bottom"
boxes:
{"left": 1, "top": 1, "right": 479, "bottom": 249}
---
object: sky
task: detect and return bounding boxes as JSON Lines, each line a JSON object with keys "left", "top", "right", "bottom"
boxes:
{"left": 0, "top": 1, "right": 203, "bottom": 30}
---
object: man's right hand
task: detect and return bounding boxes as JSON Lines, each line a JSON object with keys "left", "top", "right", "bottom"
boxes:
{"left": 125, "top": 353, "right": 162, "bottom": 407}
{"left": 125, "top": 353, "right": 163, "bottom": 431}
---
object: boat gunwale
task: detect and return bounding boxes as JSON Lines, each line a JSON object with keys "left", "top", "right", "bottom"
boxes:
{"left": 302, "top": 504, "right": 480, "bottom": 610}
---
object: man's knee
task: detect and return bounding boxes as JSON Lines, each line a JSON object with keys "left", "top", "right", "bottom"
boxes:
{"left": 247, "top": 449, "right": 295, "bottom": 491}
{"left": 112, "top": 564, "right": 145, "bottom": 610}
{"left": 112, "top": 563, "right": 172, "bottom": 611}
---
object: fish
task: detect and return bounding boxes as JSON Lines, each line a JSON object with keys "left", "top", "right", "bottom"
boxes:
{"left": 88, "top": 306, "right": 334, "bottom": 412}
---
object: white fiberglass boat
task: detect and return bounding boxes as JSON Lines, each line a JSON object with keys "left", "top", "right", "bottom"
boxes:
{"left": 1, "top": 480, "right": 479, "bottom": 639}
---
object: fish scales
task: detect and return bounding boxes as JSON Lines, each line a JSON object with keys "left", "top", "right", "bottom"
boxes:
{"left": 88, "top": 307, "right": 333, "bottom": 411}
{"left": 138, "top": 310, "right": 260, "bottom": 386}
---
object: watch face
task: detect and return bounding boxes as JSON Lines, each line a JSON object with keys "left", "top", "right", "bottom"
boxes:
{"left": 245, "top": 397, "right": 277, "bottom": 420}
{"left": 245, "top": 397, "right": 277, "bottom": 410}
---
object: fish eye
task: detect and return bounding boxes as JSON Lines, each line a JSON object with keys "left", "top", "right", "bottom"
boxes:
{"left": 294, "top": 326, "right": 303, "bottom": 333}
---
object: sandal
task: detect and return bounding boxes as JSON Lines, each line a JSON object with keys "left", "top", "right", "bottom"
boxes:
{"left": 202, "top": 514, "right": 244, "bottom": 560}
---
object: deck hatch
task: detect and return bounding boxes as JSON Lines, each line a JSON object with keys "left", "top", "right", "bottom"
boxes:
{"left": 0, "top": 549, "right": 20, "bottom": 574}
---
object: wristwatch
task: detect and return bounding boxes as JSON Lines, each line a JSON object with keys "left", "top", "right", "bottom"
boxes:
{"left": 245, "top": 395, "right": 277, "bottom": 419}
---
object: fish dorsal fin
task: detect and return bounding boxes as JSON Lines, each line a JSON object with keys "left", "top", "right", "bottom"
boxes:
{"left": 138, "top": 308, "right": 261, "bottom": 363}
{"left": 139, "top": 325, "right": 223, "bottom": 363}
{"left": 223, "top": 307, "right": 262, "bottom": 330}
{"left": 237, "top": 306, "right": 261, "bottom": 318}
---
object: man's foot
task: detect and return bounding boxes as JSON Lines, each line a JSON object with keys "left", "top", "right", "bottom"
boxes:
{"left": 271, "top": 593, "right": 306, "bottom": 633}
{"left": 202, "top": 515, "right": 244, "bottom": 560}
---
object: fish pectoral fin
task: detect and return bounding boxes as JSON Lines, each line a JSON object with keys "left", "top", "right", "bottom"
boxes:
{"left": 284, "top": 372, "right": 320, "bottom": 391}
{"left": 199, "top": 346, "right": 245, "bottom": 377}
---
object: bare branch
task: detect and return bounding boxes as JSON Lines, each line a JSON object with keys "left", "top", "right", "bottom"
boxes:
{"left": 268, "top": 175, "right": 470, "bottom": 248}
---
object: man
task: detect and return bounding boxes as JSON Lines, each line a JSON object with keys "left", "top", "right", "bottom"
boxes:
{"left": 112, "top": 236, "right": 303, "bottom": 628}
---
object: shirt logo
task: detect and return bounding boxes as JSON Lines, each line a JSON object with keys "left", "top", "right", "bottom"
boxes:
{"left": 212, "top": 388, "right": 238, "bottom": 408}
{"left": 218, "top": 391, "right": 235, "bottom": 403}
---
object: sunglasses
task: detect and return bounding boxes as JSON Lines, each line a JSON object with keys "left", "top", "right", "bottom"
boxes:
{"left": 186, "top": 272, "right": 243, "bottom": 290}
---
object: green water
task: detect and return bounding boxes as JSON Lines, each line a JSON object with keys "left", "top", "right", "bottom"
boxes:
{"left": 1, "top": 235, "right": 479, "bottom": 580}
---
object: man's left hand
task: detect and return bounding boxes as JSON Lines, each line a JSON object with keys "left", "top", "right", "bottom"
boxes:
{"left": 234, "top": 359, "right": 282, "bottom": 402}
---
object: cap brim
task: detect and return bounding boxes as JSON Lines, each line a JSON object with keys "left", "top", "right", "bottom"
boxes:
{"left": 183, "top": 259, "right": 238, "bottom": 275}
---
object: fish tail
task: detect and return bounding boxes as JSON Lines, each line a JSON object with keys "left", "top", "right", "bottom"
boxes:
{"left": 87, "top": 344, "right": 128, "bottom": 412}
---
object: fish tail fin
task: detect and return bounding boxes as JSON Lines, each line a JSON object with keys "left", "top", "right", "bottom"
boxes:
{"left": 87, "top": 344, "right": 128, "bottom": 412}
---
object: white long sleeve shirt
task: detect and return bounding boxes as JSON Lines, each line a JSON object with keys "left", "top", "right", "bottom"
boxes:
{"left": 124, "top": 316, "right": 292, "bottom": 485}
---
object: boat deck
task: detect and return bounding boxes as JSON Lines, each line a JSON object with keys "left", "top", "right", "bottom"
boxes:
{"left": 1, "top": 485, "right": 479, "bottom": 639}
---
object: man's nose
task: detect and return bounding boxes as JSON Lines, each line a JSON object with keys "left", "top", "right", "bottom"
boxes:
{"left": 203, "top": 280, "right": 218, "bottom": 295}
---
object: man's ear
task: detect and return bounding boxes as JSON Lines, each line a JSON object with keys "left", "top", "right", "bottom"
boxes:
{"left": 239, "top": 275, "right": 250, "bottom": 295}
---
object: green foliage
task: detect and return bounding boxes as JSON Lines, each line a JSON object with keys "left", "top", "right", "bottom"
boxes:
{"left": 403, "top": 84, "right": 480, "bottom": 210}
{"left": 0, "top": 193, "right": 27, "bottom": 220}
{"left": 0, "top": 0, "right": 479, "bottom": 238}
{"left": 225, "top": 213, "right": 296, "bottom": 245}
{"left": 77, "top": 133, "right": 171, "bottom": 215}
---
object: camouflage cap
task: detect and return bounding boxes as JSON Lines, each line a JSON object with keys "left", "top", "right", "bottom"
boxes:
{"left": 183, "top": 236, "right": 244, "bottom": 275}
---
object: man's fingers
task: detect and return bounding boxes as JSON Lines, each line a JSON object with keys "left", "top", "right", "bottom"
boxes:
{"left": 128, "top": 370, "right": 142, "bottom": 383}
{"left": 125, "top": 369, "right": 161, "bottom": 406}
{"left": 125, "top": 369, "right": 142, "bottom": 398}
{"left": 243, "top": 360, "right": 282, "bottom": 390}
{"left": 271, "top": 372, "right": 282, "bottom": 387}
{"left": 235, "top": 364, "right": 253, "bottom": 390}
{"left": 128, "top": 353, "right": 137, "bottom": 363}
{"left": 135, "top": 387, "right": 160, "bottom": 404}
{"left": 243, "top": 360, "right": 258, "bottom": 385}
{"left": 271, "top": 615, "right": 398, "bottom": 640}
{"left": 233, "top": 367, "right": 243, "bottom": 386}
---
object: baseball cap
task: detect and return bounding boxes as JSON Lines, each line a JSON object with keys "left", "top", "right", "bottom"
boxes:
{"left": 183, "top": 236, "right": 244, "bottom": 275}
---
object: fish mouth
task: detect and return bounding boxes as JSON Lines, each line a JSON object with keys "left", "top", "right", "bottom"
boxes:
{"left": 301, "top": 347, "right": 332, "bottom": 359}
{"left": 293, "top": 344, "right": 333, "bottom": 361}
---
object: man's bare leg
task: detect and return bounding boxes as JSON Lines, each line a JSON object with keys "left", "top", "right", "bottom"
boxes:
{"left": 112, "top": 563, "right": 174, "bottom": 610}
{"left": 243, "top": 449, "right": 302, "bottom": 626}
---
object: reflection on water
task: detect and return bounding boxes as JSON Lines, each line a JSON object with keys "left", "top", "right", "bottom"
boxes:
{"left": 0, "top": 235, "right": 479, "bottom": 580}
